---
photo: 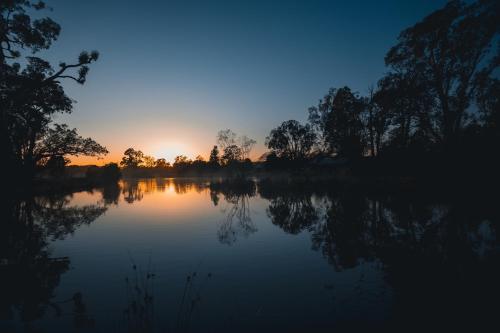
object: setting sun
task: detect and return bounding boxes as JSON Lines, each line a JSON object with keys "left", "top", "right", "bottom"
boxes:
{"left": 3, "top": 0, "right": 498, "bottom": 332}
{"left": 150, "top": 141, "right": 197, "bottom": 163}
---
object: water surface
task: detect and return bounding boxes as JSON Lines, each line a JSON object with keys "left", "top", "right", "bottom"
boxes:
{"left": 1, "top": 178, "right": 499, "bottom": 332}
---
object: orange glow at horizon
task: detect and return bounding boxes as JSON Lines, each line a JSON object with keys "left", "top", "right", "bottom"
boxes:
{"left": 62, "top": 105, "right": 267, "bottom": 166}
{"left": 68, "top": 141, "right": 266, "bottom": 166}
{"left": 67, "top": 129, "right": 209, "bottom": 166}
{"left": 68, "top": 148, "right": 203, "bottom": 166}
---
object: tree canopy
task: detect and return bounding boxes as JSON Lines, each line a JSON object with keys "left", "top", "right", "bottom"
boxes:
{"left": 266, "top": 120, "right": 316, "bottom": 161}
{"left": 385, "top": 0, "right": 499, "bottom": 148}
{"left": 1, "top": 0, "right": 104, "bottom": 180}
{"left": 120, "top": 148, "right": 144, "bottom": 168}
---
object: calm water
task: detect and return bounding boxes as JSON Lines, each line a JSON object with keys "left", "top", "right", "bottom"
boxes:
{"left": 1, "top": 178, "right": 499, "bottom": 332}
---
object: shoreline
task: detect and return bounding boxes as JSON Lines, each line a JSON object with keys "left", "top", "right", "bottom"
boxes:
{"left": 19, "top": 169, "right": 494, "bottom": 200}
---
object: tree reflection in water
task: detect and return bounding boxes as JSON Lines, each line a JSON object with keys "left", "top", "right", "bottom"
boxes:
{"left": 210, "top": 179, "right": 257, "bottom": 245}
{"left": 258, "top": 179, "right": 500, "bottom": 329}
{"left": 260, "top": 182, "right": 319, "bottom": 235}
{"left": 121, "top": 178, "right": 209, "bottom": 203}
{"left": 1, "top": 179, "right": 499, "bottom": 331}
{"left": 0, "top": 188, "right": 116, "bottom": 329}
{"left": 259, "top": 180, "right": 498, "bottom": 269}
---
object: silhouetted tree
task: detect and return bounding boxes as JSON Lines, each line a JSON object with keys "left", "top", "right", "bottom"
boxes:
{"left": 217, "top": 129, "right": 256, "bottom": 162}
{"left": 216, "top": 129, "right": 237, "bottom": 150}
{"left": 173, "top": 155, "right": 190, "bottom": 165}
{"left": 120, "top": 148, "right": 144, "bottom": 168}
{"left": 364, "top": 86, "right": 391, "bottom": 156}
{"left": 1, "top": 1, "right": 103, "bottom": 180}
{"left": 309, "top": 87, "right": 366, "bottom": 158}
{"left": 191, "top": 155, "right": 206, "bottom": 171}
{"left": 155, "top": 158, "right": 169, "bottom": 168}
{"left": 239, "top": 135, "right": 256, "bottom": 159}
{"left": 173, "top": 155, "right": 192, "bottom": 173}
{"left": 221, "top": 145, "right": 242, "bottom": 166}
{"left": 209, "top": 145, "right": 220, "bottom": 167}
{"left": 385, "top": 0, "right": 500, "bottom": 149}
{"left": 143, "top": 155, "right": 156, "bottom": 168}
{"left": 477, "top": 77, "right": 500, "bottom": 132}
{"left": 35, "top": 124, "right": 107, "bottom": 169}
{"left": 266, "top": 120, "right": 316, "bottom": 161}
{"left": 375, "top": 72, "right": 435, "bottom": 152}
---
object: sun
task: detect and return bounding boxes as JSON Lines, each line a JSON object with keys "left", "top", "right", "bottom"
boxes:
{"left": 151, "top": 142, "right": 193, "bottom": 163}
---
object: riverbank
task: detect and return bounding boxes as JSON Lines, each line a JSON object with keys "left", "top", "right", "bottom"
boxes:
{"left": 16, "top": 153, "right": 498, "bottom": 197}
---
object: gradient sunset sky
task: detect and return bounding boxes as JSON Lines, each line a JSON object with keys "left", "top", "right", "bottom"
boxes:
{"left": 40, "top": 0, "right": 446, "bottom": 164}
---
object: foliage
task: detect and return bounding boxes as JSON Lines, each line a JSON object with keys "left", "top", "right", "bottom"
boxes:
{"left": 142, "top": 155, "right": 156, "bottom": 168}
{"left": 266, "top": 120, "right": 316, "bottom": 161}
{"left": 36, "top": 124, "right": 107, "bottom": 165}
{"left": 384, "top": 0, "right": 499, "bottom": 147}
{"left": 216, "top": 129, "right": 237, "bottom": 150}
{"left": 155, "top": 158, "right": 169, "bottom": 168}
{"left": 221, "top": 144, "right": 243, "bottom": 166}
{"left": 309, "top": 87, "right": 366, "bottom": 158}
{"left": 0, "top": 0, "right": 105, "bottom": 180}
{"left": 476, "top": 77, "right": 500, "bottom": 131}
{"left": 239, "top": 135, "right": 256, "bottom": 159}
{"left": 172, "top": 155, "right": 192, "bottom": 172}
{"left": 298, "top": 0, "right": 499, "bottom": 161}
{"left": 120, "top": 148, "right": 144, "bottom": 168}
{"left": 209, "top": 145, "right": 220, "bottom": 167}
{"left": 217, "top": 129, "right": 256, "bottom": 161}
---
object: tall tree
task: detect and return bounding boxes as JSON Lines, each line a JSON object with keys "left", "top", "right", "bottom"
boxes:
{"left": 364, "top": 86, "right": 391, "bottom": 156}
{"left": 216, "top": 129, "right": 237, "bottom": 151}
{"left": 209, "top": 145, "right": 220, "bottom": 166}
{"left": 120, "top": 148, "right": 144, "bottom": 168}
{"left": 221, "top": 145, "right": 243, "bottom": 166}
{"left": 1, "top": 0, "right": 102, "bottom": 178}
{"left": 476, "top": 77, "right": 500, "bottom": 132}
{"left": 155, "top": 158, "right": 169, "bottom": 168}
{"left": 173, "top": 155, "right": 191, "bottom": 168}
{"left": 266, "top": 120, "right": 316, "bottom": 161}
{"left": 143, "top": 155, "right": 156, "bottom": 168}
{"left": 217, "top": 129, "right": 256, "bottom": 160}
{"left": 385, "top": 0, "right": 499, "bottom": 148}
{"left": 375, "top": 72, "right": 436, "bottom": 152}
{"left": 309, "top": 87, "right": 366, "bottom": 158}
{"left": 239, "top": 135, "right": 256, "bottom": 160}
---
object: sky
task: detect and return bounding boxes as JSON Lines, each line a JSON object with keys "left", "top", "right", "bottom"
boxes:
{"left": 38, "top": 0, "right": 447, "bottom": 164}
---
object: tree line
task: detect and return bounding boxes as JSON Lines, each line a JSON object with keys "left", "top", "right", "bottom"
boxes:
{"left": 119, "top": 129, "right": 256, "bottom": 175}
{"left": 121, "top": 0, "right": 500, "bottom": 176}
{"left": 266, "top": 0, "right": 499, "bottom": 166}
{"left": 2, "top": 1, "right": 499, "bottom": 183}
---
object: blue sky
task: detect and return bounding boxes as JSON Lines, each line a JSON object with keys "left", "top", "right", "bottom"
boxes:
{"left": 38, "top": 0, "right": 447, "bottom": 163}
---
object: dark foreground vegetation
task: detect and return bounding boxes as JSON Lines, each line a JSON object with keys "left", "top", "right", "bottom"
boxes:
{"left": 1, "top": 1, "right": 109, "bottom": 190}
{"left": 31, "top": 163, "right": 122, "bottom": 195}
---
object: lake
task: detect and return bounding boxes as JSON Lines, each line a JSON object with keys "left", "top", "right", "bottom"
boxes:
{"left": 1, "top": 178, "right": 499, "bottom": 332}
